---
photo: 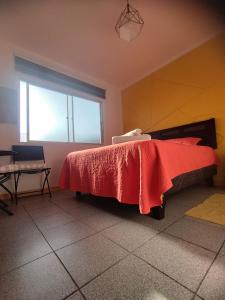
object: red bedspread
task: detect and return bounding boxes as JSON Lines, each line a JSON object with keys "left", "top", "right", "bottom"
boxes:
{"left": 59, "top": 140, "right": 217, "bottom": 214}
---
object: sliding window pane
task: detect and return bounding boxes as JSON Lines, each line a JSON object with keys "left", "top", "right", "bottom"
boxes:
{"left": 68, "top": 95, "right": 74, "bottom": 142}
{"left": 20, "top": 81, "right": 28, "bottom": 142}
{"left": 73, "top": 97, "right": 101, "bottom": 144}
{"left": 29, "top": 85, "right": 68, "bottom": 142}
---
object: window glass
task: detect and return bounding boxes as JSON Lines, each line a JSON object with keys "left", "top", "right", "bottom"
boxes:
{"left": 19, "top": 81, "right": 102, "bottom": 144}
{"left": 20, "top": 81, "right": 27, "bottom": 142}
{"left": 29, "top": 85, "right": 68, "bottom": 142}
{"left": 73, "top": 97, "right": 101, "bottom": 144}
{"left": 67, "top": 95, "right": 74, "bottom": 142}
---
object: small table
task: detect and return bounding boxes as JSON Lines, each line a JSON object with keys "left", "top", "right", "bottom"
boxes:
{"left": 0, "top": 150, "right": 16, "bottom": 216}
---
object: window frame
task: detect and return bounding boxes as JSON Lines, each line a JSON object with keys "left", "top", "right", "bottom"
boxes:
{"left": 17, "top": 75, "right": 104, "bottom": 145}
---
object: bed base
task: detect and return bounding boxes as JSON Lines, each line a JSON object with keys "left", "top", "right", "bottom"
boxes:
{"left": 76, "top": 191, "right": 82, "bottom": 199}
{"left": 152, "top": 165, "right": 217, "bottom": 220}
{"left": 150, "top": 202, "right": 166, "bottom": 220}
{"left": 75, "top": 165, "right": 216, "bottom": 220}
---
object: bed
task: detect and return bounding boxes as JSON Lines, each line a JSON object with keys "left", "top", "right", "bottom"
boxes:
{"left": 59, "top": 118, "right": 217, "bottom": 219}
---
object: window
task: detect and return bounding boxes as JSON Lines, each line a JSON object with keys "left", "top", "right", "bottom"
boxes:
{"left": 19, "top": 81, "right": 102, "bottom": 144}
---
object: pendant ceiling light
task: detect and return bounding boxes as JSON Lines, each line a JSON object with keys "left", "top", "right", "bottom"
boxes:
{"left": 115, "top": 0, "right": 144, "bottom": 42}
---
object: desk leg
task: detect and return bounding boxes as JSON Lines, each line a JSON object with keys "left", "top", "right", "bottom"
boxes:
{"left": 14, "top": 172, "right": 20, "bottom": 205}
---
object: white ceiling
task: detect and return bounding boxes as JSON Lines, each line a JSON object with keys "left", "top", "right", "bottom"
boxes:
{"left": 0, "top": 0, "right": 224, "bottom": 88}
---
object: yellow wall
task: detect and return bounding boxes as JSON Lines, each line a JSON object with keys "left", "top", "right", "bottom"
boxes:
{"left": 122, "top": 32, "right": 225, "bottom": 186}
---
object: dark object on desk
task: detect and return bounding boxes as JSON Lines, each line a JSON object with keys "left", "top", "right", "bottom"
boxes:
{"left": 12, "top": 145, "right": 52, "bottom": 204}
{"left": 0, "top": 150, "right": 15, "bottom": 216}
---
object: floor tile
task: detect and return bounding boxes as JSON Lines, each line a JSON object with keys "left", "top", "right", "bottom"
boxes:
{"left": 35, "top": 211, "right": 74, "bottom": 232}
{"left": 67, "top": 291, "right": 85, "bottom": 300}
{"left": 82, "top": 255, "right": 194, "bottom": 300}
{"left": 52, "top": 199, "right": 83, "bottom": 211}
{"left": 43, "top": 220, "right": 96, "bottom": 250}
{"left": 220, "top": 243, "right": 225, "bottom": 256}
{"left": 50, "top": 192, "right": 84, "bottom": 209}
{"left": 167, "top": 186, "right": 223, "bottom": 211}
{"left": 0, "top": 216, "right": 35, "bottom": 242}
{"left": 164, "top": 186, "right": 225, "bottom": 218}
{"left": 0, "top": 227, "right": 52, "bottom": 275}
{"left": 0, "top": 205, "right": 31, "bottom": 228}
{"left": 103, "top": 219, "right": 158, "bottom": 251}
{"left": 26, "top": 203, "right": 62, "bottom": 219}
{"left": 134, "top": 233, "right": 216, "bottom": 291}
{"left": 57, "top": 234, "right": 127, "bottom": 287}
{"left": 82, "top": 210, "right": 123, "bottom": 231}
{"left": 131, "top": 211, "right": 181, "bottom": 232}
{"left": 1, "top": 187, "right": 225, "bottom": 300}
{"left": 21, "top": 196, "right": 53, "bottom": 210}
{"left": 166, "top": 216, "right": 225, "bottom": 252}
{"left": 0, "top": 220, "right": 39, "bottom": 243}
{"left": 0, "top": 253, "right": 76, "bottom": 300}
{"left": 198, "top": 255, "right": 225, "bottom": 300}
{"left": 63, "top": 204, "right": 101, "bottom": 221}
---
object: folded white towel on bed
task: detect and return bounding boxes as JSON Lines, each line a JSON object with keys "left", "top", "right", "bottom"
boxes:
{"left": 112, "top": 134, "right": 151, "bottom": 145}
{"left": 122, "top": 128, "right": 142, "bottom": 136}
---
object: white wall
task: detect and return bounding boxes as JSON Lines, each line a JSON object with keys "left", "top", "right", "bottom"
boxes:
{"left": 0, "top": 40, "right": 123, "bottom": 193}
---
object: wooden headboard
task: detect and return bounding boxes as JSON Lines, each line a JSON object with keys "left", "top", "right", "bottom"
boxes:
{"left": 147, "top": 118, "right": 217, "bottom": 149}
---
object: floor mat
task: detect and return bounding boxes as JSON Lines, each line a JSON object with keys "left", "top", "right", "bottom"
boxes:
{"left": 185, "top": 193, "right": 225, "bottom": 226}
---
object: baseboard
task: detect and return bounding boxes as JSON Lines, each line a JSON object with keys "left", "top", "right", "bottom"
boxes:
{"left": 0, "top": 186, "right": 61, "bottom": 200}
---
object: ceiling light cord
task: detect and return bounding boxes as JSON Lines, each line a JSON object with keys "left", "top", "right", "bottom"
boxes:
{"left": 127, "top": 0, "right": 130, "bottom": 12}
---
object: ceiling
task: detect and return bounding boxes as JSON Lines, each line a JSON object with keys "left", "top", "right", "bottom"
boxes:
{"left": 0, "top": 0, "right": 224, "bottom": 88}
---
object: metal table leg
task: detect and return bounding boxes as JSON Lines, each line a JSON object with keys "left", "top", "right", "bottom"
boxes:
{"left": 0, "top": 174, "right": 14, "bottom": 216}
{"left": 0, "top": 200, "right": 14, "bottom": 216}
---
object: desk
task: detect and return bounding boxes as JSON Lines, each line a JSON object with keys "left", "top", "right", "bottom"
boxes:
{"left": 0, "top": 150, "right": 15, "bottom": 216}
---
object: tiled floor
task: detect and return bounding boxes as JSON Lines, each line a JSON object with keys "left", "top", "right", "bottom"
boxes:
{"left": 0, "top": 186, "right": 225, "bottom": 299}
